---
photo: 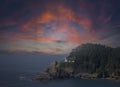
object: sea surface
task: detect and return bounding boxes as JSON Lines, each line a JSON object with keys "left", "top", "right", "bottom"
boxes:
{"left": 0, "top": 54, "right": 120, "bottom": 87}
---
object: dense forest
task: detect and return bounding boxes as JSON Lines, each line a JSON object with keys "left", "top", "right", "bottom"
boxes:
{"left": 60, "top": 44, "right": 120, "bottom": 78}
{"left": 35, "top": 44, "right": 120, "bottom": 80}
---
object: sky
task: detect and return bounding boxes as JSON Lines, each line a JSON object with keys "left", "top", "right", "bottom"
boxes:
{"left": 0, "top": 0, "right": 120, "bottom": 54}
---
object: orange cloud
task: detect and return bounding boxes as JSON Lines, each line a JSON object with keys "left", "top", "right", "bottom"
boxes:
{"left": 36, "top": 36, "right": 59, "bottom": 42}
{"left": 37, "top": 12, "right": 57, "bottom": 23}
{"left": 37, "top": 26, "right": 43, "bottom": 34}
{"left": 66, "top": 28, "right": 84, "bottom": 44}
{"left": 21, "top": 19, "right": 36, "bottom": 30}
{"left": 2, "top": 3, "right": 94, "bottom": 44}
{"left": 57, "top": 25, "right": 69, "bottom": 33}
{"left": 20, "top": 3, "right": 93, "bottom": 31}
{"left": 75, "top": 17, "right": 92, "bottom": 31}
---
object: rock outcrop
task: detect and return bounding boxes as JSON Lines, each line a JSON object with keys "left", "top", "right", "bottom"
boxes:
{"left": 33, "top": 61, "right": 74, "bottom": 80}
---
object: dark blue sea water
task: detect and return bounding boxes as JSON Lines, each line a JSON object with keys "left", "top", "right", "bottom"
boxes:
{"left": 0, "top": 54, "right": 120, "bottom": 87}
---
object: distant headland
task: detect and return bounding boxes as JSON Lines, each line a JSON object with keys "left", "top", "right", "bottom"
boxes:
{"left": 33, "top": 43, "right": 120, "bottom": 81}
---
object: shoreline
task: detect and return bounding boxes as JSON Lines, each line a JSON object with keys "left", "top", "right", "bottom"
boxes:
{"left": 33, "top": 72, "right": 120, "bottom": 82}
{"left": 33, "top": 76, "right": 120, "bottom": 82}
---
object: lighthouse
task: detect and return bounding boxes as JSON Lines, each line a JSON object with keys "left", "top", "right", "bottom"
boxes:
{"left": 64, "top": 57, "right": 68, "bottom": 62}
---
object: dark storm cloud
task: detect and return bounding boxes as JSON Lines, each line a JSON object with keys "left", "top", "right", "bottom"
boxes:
{"left": 0, "top": 0, "right": 45, "bottom": 28}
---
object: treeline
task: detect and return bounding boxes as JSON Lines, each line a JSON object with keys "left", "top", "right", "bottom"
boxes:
{"left": 65, "top": 43, "right": 120, "bottom": 78}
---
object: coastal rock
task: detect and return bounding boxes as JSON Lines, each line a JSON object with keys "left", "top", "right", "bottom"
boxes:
{"left": 34, "top": 72, "right": 51, "bottom": 80}
{"left": 33, "top": 61, "right": 74, "bottom": 80}
{"left": 33, "top": 61, "right": 60, "bottom": 80}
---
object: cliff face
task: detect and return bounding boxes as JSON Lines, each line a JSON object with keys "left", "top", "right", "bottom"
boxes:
{"left": 34, "top": 44, "right": 120, "bottom": 81}
{"left": 34, "top": 61, "right": 74, "bottom": 80}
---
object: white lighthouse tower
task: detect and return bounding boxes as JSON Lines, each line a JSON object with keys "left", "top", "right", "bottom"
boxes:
{"left": 64, "top": 57, "right": 68, "bottom": 62}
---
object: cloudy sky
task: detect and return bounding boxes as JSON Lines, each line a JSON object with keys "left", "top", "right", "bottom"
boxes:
{"left": 0, "top": 0, "right": 120, "bottom": 54}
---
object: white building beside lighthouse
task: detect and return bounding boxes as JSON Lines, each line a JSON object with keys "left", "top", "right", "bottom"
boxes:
{"left": 64, "top": 57, "right": 75, "bottom": 63}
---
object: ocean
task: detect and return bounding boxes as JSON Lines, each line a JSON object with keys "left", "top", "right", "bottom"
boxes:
{"left": 0, "top": 54, "right": 120, "bottom": 87}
